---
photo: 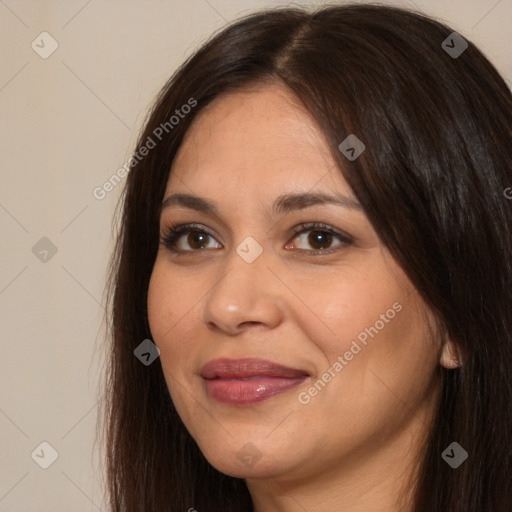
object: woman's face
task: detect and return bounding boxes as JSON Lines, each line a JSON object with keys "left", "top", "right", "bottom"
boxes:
{"left": 147, "top": 84, "right": 454, "bottom": 486}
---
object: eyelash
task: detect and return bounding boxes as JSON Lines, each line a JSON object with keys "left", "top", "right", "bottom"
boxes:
{"left": 160, "top": 222, "right": 353, "bottom": 256}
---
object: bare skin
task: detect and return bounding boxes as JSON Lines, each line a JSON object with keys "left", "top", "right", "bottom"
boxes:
{"left": 147, "top": 83, "right": 459, "bottom": 512}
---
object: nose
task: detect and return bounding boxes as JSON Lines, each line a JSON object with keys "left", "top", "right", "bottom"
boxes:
{"left": 202, "top": 243, "right": 284, "bottom": 336}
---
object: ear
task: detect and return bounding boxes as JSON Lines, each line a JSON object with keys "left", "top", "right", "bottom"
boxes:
{"left": 439, "top": 338, "right": 463, "bottom": 369}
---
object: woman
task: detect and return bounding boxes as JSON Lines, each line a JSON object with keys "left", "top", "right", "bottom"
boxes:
{"left": 101, "top": 4, "right": 512, "bottom": 511}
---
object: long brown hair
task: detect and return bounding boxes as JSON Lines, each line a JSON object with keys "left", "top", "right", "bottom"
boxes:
{"left": 99, "top": 4, "right": 512, "bottom": 510}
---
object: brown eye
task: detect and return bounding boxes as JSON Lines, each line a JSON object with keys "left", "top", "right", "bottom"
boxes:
{"left": 307, "top": 230, "right": 334, "bottom": 250}
{"left": 185, "top": 231, "right": 210, "bottom": 250}
{"left": 161, "top": 224, "right": 221, "bottom": 252}
{"left": 161, "top": 222, "right": 352, "bottom": 255}
{"left": 287, "top": 222, "right": 353, "bottom": 254}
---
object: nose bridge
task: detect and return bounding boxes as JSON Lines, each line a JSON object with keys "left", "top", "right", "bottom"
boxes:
{"left": 202, "top": 236, "right": 283, "bottom": 333}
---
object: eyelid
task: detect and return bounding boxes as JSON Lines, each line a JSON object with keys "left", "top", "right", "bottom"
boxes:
{"left": 160, "top": 221, "right": 353, "bottom": 255}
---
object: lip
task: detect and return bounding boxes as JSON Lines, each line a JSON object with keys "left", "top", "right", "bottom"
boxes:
{"left": 201, "top": 358, "right": 310, "bottom": 405}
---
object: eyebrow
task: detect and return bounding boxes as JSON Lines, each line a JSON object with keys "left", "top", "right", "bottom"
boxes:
{"left": 160, "top": 191, "right": 363, "bottom": 216}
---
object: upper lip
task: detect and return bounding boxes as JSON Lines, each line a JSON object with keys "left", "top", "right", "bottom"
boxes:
{"left": 201, "top": 358, "right": 310, "bottom": 379}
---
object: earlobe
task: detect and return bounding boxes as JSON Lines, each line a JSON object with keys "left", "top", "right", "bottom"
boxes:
{"left": 440, "top": 339, "right": 463, "bottom": 369}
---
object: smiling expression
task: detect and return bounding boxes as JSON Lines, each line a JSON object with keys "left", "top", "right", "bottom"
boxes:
{"left": 147, "top": 83, "right": 453, "bottom": 483}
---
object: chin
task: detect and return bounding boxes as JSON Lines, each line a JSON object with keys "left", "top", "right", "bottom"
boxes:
{"left": 206, "top": 452, "right": 286, "bottom": 479}
{"left": 197, "top": 436, "right": 299, "bottom": 480}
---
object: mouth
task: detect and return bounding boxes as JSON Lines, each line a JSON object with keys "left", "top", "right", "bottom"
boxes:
{"left": 201, "top": 358, "right": 310, "bottom": 405}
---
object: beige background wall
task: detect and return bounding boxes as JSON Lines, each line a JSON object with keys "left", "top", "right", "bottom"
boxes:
{"left": 0, "top": 0, "right": 510, "bottom": 510}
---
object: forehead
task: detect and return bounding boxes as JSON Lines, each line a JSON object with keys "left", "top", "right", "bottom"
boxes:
{"left": 166, "top": 84, "right": 353, "bottom": 199}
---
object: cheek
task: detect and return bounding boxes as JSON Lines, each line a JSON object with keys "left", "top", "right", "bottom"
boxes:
{"left": 146, "top": 266, "right": 168, "bottom": 341}
{"left": 306, "top": 270, "right": 437, "bottom": 399}
{"left": 147, "top": 261, "right": 193, "bottom": 343}
{"left": 305, "top": 274, "right": 398, "bottom": 357}
{"left": 147, "top": 263, "right": 198, "bottom": 415}
{"left": 147, "top": 263, "right": 190, "bottom": 379}
{"left": 146, "top": 261, "right": 211, "bottom": 391}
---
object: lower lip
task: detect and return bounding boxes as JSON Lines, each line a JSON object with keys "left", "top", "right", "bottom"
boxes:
{"left": 204, "top": 376, "right": 308, "bottom": 405}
